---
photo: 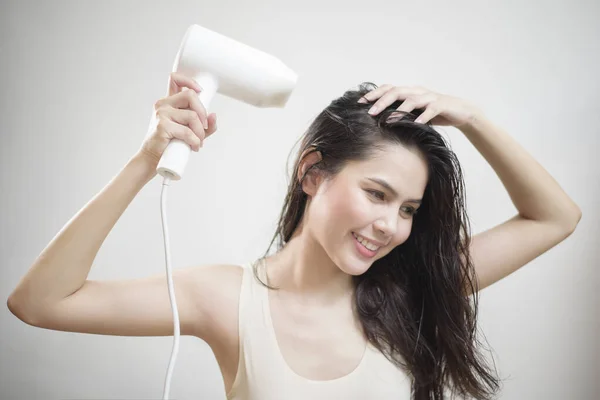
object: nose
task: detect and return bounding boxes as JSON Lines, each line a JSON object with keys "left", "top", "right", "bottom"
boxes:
{"left": 373, "top": 209, "right": 398, "bottom": 238}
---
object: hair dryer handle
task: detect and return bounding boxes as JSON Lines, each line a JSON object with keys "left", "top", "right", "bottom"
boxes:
{"left": 156, "top": 140, "right": 190, "bottom": 180}
{"left": 156, "top": 73, "right": 218, "bottom": 180}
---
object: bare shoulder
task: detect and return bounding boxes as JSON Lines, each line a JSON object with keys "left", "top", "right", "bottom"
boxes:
{"left": 190, "top": 263, "right": 245, "bottom": 345}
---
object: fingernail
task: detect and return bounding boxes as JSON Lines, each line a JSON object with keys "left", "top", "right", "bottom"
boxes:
{"left": 358, "top": 97, "right": 368, "bottom": 103}
{"left": 368, "top": 106, "right": 378, "bottom": 115}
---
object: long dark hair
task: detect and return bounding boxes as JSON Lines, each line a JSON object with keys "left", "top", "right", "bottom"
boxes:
{"left": 253, "top": 82, "right": 503, "bottom": 399}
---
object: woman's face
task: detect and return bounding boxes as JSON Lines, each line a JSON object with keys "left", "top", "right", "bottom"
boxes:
{"left": 308, "top": 143, "right": 429, "bottom": 276}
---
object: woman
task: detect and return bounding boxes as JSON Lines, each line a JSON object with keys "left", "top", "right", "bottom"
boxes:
{"left": 7, "top": 72, "right": 582, "bottom": 400}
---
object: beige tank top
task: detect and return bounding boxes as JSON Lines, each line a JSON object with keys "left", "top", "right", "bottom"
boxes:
{"left": 226, "top": 260, "right": 413, "bottom": 400}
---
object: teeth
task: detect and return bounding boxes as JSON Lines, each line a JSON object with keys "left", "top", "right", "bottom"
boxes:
{"left": 353, "top": 232, "right": 380, "bottom": 251}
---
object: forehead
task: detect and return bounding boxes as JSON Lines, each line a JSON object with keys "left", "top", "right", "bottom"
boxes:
{"left": 343, "top": 143, "right": 429, "bottom": 195}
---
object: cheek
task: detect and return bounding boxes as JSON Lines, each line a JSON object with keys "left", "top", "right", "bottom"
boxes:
{"left": 388, "top": 221, "right": 413, "bottom": 250}
{"left": 397, "top": 224, "right": 413, "bottom": 244}
{"left": 325, "top": 188, "right": 370, "bottom": 226}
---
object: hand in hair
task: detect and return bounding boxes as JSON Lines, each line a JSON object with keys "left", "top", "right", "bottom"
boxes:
{"left": 358, "top": 84, "right": 483, "bottom": 128}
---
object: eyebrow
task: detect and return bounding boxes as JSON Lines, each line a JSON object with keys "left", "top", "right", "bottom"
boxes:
{"left": 366, "top": 177, "right": 422, "bottom": 204}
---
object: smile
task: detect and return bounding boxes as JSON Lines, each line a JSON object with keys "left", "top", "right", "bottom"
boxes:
{"left": 352, "top": 232, "right": 381, "bottom": 250}
{"left": 352, "top": 232, "right": 380, "bottom": 258}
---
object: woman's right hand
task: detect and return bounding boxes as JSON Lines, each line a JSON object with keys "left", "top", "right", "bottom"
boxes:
{"left": 138, "top": 72, "right": 218, "bottom": 164}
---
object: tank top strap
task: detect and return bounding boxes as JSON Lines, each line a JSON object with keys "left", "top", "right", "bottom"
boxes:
{"left": 237, "top": 258, "right": 271, "bottom": 345}
{"left": 228, "top": 259, "right": 281, "bottom": 399}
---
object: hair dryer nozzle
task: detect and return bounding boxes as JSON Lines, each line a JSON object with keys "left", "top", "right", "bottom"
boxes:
{"left": 156, "top": 24, "right": 298, "bottom": 180}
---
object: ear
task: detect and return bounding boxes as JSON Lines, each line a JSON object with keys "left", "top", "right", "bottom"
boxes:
{"left": 297, "top": 147, "right": 323, "bottom": 197}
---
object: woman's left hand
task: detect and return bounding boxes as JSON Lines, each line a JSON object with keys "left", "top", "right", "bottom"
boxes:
{"left": 358, "top": 84, "right": 483, "bottom": 128}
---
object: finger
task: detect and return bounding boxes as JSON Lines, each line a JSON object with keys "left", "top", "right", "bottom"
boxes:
{"left": 367, "top": 87, "right": 426, "bottom": 115}
{"left": 396, "top": 94, "right": 436, "bottom": 114}
{"left": 359, "top": 84, "right": 394, "bottom": 103}
{"left": 204, "top": 113, "right": 218, "bottom": 139}
{"left": 168, "top": 72, "right": 203, "bottom": 97}
{"left": 363, "top": 85, "right": 429, "bottom": 106}
{"left": 165, "top": 119, "right": 202, "bottom": 151}
{"left": 186, "top": 89, "right": 209, "bottom": 130}
{"left": 169, "top": 108, "right": 206, "bottom": 142}
{"left": 395, "top": 97, "right": 419, "bottom": 114}
{"left": 367, "top": 88, "right": 408, "bottom": 115}
{"left": 414, "top": 106, "right": 439, "bottom": 124}
{"left": 168, "top": 89, "right": 209, "bottom": 130}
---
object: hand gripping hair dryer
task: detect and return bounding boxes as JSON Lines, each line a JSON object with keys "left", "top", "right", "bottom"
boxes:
{"left": 155, "top": 25, "right": 297, "bottom": 400}
{"left": 156, "top": 24, "right": 298, "bottom": 180}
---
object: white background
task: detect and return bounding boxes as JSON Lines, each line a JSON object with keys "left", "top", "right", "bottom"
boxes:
{"left": 1, "top": 0, "right": 598, "bottom": 399}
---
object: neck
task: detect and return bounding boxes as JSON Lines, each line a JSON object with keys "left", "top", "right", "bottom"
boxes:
{"left": 265, "top": 224, "right": 354, "bottom": 307}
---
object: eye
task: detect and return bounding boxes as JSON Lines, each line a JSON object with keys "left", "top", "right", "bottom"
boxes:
{"left": 367, "top": 189, "right": 419, "bottom": 216}
{"left": 366, "top": 189, "right": 385, "bottom": 200}
{"left": 402, "top": 206, "right": 419, "bottom": 216}
{"left": 366, "top": 190, "right": 419, "bottom": 216}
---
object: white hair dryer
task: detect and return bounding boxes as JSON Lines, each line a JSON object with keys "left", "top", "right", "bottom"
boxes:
{"left": 156, "top": 24, "right": 298, "bottom": 180}
{"left": 155, "top": 24, "right": 297, "bottom": 400}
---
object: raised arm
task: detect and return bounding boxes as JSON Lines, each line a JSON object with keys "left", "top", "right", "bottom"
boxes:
{"left": 7, "top": 73, "right": 223, "bottom": 339}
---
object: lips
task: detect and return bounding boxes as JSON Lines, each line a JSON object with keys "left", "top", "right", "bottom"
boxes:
{"left": 352, "top": 232, "right": 379, "bottom": 258}
{"left": 352, "top": 232, "right": 383, "bottom": 249}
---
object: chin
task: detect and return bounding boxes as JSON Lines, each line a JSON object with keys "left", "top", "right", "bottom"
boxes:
{"left": 338, "top": 258, "right": 375, "bottom": 276}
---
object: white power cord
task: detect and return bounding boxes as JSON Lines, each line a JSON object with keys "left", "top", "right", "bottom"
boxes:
{"left": 160, "top": 174, "right": 180, "bottom": 400}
